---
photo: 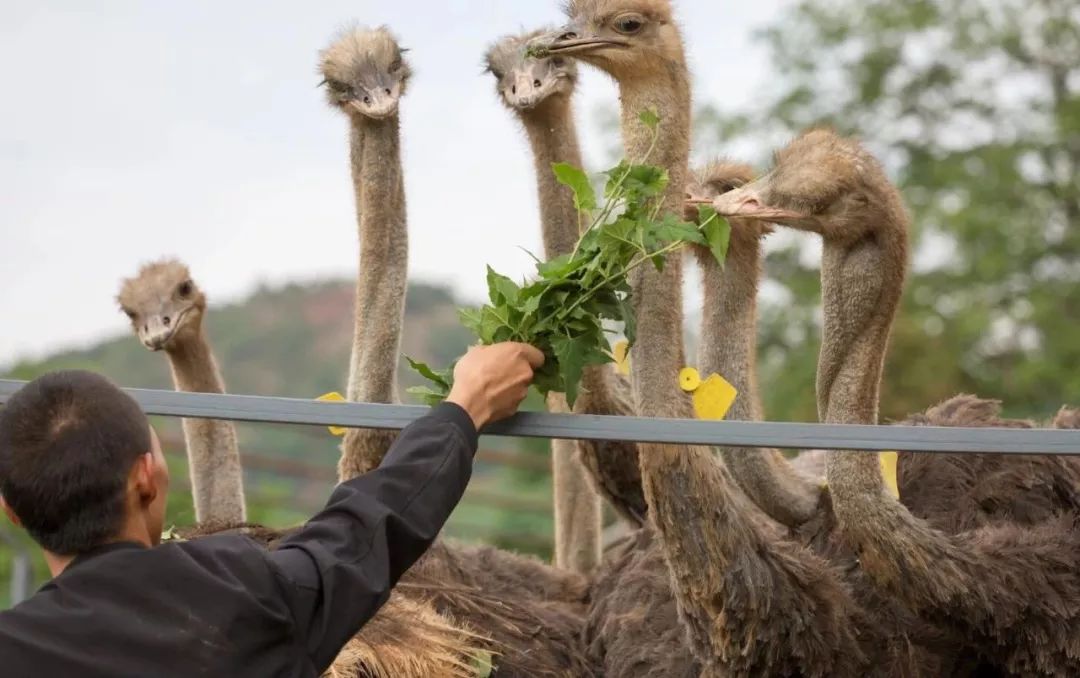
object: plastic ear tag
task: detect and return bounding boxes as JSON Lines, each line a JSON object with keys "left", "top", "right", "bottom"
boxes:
{"left": 679, "top": 367, "right": 738, "bottom": 420}
{"left": 692, "top": 373, "right": 738, "bottom": 421}
{"left": 879, "top": 451, "right": 900, "bottom": 499}
{"left": 613, "top": 340, "right": 631, "bottom": 376}
{"left": 679, "top": 367, "right": 702, "bottom": 392}
{"left": 316, "top": 392, "right": 347, "bottom": 436}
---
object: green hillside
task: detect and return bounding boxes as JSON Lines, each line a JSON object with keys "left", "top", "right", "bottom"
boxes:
{"left": 1, "top": 279, "right": 558, "bottom": 608}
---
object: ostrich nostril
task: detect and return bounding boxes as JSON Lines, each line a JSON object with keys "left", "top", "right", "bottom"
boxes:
{"left": 744, "top": 198, "right": 761, "bottom": 208}
{"left": 533, "top": 79, "right": 542, "bottom": 88}
{"left": 511, "top": 85, "right": 517, "bottom": 94}
{"left": 363, "top": 95, "right": 372, "bottom": 104}
{"left": 143, "top": 324, "right": 148, "bottom": 333}
{"left": 384, "top": 88, "right": 391, "bottom": 95}
{"left": 163, "top": 316, "right": 171, "bottom": 327}
{"left": 559, "top": 31, "right": 578, "bottom": 40}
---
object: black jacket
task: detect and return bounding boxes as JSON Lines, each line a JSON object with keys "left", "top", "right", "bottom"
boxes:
{"left": 0, "top": 402, "right": 478, "bottom": 677}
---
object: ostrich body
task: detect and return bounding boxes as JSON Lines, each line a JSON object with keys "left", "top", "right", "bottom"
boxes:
{"left": 117, "top": 259, "right": 246, "bottom": 524}
{"left": 320, "top": 26, "right": 410, "bottom": 480}
{"left": 713, "top": 128, "right": 1080, "bottom": 675}
{"left": 485, "top": 32, "right": 605, "bottom": 572}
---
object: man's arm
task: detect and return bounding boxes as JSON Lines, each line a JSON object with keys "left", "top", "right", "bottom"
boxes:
{"left": 265, "top": 342, "right": 544, "bottom": 671}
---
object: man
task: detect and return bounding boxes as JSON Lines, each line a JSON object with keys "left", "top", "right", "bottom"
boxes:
{"left": 0, "top": 342, "right": 544, "bottom": 677}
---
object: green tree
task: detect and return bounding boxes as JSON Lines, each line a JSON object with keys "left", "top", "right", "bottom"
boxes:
{"left": 697, "top": 0, "right": 1079, "bottom": 420}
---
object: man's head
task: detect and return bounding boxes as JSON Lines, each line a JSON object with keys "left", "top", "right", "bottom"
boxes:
{"left": 0, "top": 371, "right": 169, "bottom": 556}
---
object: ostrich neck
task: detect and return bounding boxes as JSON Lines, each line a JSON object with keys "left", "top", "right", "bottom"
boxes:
{"left": 525, "top": 97, "right": 602, "bottom": 572}
{"left": 617, "top": 74, "right": 690, "bottom": 416}
{"left": 697, "top": 241, "right": 762, "bottom": 420}
{"left": 699, "top": 240, "right": 821, "bottom": 526}
{"left": 818, "top": 234, "right": 952, "bottom": 593}
{"left": 346, "top": 115, "right": 408, "bottom": 404}
{"left": 164, "top": 324, "right": 246, "bottom": 524}
{"left": 521, "top": 97, "right": 584, "bottom": 256}
{"left": 165, "top": 326, "right": 225, "bottom": 394}
{"left": 821, "top": 238, "right": 900, "bottom": 497}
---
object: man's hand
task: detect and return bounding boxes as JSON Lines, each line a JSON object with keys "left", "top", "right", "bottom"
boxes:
{"left": 446, "top": 343, "right": 545, "bottom": 430}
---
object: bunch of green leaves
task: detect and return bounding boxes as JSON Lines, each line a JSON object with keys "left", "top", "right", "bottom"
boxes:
{"left": 408, "top": 112, "right": 730, "bottom": 408}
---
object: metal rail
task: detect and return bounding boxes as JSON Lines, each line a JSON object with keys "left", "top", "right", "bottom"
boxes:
{"left": 2, "top": 379, "right": 1078, "bottom": 455}
{"left": 0, "top": 529, "right": 31, "bottom": 606}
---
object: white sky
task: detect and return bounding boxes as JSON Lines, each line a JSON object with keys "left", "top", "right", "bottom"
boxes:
{"left": 0, "top": 0, "right": 788, "bottom": 366}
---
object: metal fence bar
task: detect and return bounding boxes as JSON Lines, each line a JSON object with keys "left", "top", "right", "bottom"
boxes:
{"left": 0, "top": 529, "right": 31, "bottom": 606}
{"left": 2, "top": 379, "right": 1078, "bottom": 455}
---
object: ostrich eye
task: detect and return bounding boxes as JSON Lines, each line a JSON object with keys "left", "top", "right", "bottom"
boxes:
{"left": 177, "top": 280, "right": 193, "bottom": 297}
{"left": 551, "top": 57, "right": 566, "bottom": 68}
{"left": 390, "top": 57, "right": 402, "bottom": 71}
{"left": 613, "top": 14, "right": 645, "bottom": 34}
{"left": 325, "top": 80, "right": 350, "bottom": 94}
{"left": 123, "top": 308, "right": 136, "bottom": 321}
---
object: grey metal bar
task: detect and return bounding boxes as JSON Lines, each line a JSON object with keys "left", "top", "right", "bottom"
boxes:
{"left": 1, "top": 379, "right": 1078, "bottom": 454}
{"left": 0, "top": 529, "right": 31, "bottom": 607}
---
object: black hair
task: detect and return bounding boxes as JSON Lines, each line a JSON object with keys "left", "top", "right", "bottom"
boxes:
{"left": 0, "top": 370, "right": 151, "bottom": 555}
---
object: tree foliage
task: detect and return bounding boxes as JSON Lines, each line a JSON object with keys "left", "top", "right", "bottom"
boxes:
{"left": 698, "top": 0, "right": 1079, "bottom": 420}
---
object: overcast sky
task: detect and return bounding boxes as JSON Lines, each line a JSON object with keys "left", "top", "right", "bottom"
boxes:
{"left": 0, "top": 1, "right": 789, "bottom": 366}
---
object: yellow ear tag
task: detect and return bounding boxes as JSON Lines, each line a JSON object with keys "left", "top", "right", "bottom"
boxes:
{"left": 879, "top": 451, "right": 900, "bottom": 499}
{"left": 692, "top": 373, "right": 738, "bottom": 421}
{"left": 316, "top": 392, "right": 347, "bottom": 436}
{"left": 679, "top": 367, "right": 702, "bottom": 392}
{"left": 613, "top": 340, "right": 631, "bottom": 376}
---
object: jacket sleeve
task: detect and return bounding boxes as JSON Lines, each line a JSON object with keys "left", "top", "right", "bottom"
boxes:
{"left": 265, "top": 401, "right": 478, "bottom": 671}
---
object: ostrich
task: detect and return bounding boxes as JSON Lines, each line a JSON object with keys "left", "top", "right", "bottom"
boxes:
{"left": 117, "top": 259, "right": 245, "bottom": 525}
{"left": 321, "top": 26, "right": 598, "bottom": 676}
{"left": 485, "top": 30, "right": 653, "bottom": 572}
{"left": 537, "top": 8, "right": 897, "bottom": 675}
{"left": 320, "top": 25, "right": 410, "bottom": 480}
{"left": 484, "top": 31, "right": 603, "bottom": 573}
{"left": 711, "top": 127, "right": 1080, "bottom": 675}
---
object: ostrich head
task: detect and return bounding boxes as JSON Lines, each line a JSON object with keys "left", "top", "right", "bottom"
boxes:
{"left": 117, "top": 259, "right": 206, "bottom": 352}
{"left": 538, "top": 0, "right": 683, "bottom": 78}
{"left": 484, "top": 29, "right": 578, "bottom": 112}
{"left": 709, "top": 128, "right": 897, "bottom": 233}
{"left": 319, "top": 26, "right": 412, "bottom": 120}
{"left": 685, "top": 160, "right": 773, "bottom": 238}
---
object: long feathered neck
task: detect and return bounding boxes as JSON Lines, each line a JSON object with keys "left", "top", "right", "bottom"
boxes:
{"left": 164, "top": 324, "right": 246, "bottom": 524}
{"left": 698, "top": 235, "right": 822, "bottom": 526}
{"left": 520, "top": 97, "right": 583, "bottom": 258}
{"left": 345, "top": 114, "right": 408, "bottom": 404}
{"left": 521, "top": 95, "right": 603, "bottom": 573}
{"left": 165, "top": 325, "right": 224, "bottom": 395}
{"left": 339, "top": 113, "right": 409, "bottom": 480}
{"left": 617, "top": 65, "right": 691, "bottom": 415}
{"left": 817, "top": 211, "right": 956, "bottom": 594}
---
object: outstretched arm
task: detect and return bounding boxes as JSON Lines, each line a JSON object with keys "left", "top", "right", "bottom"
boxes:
{"left": 267, "top": 342, "right": 543, "bottom": 671}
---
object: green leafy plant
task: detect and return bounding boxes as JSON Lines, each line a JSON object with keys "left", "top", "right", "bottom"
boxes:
{"left": 407, "top": 112, "right": 730, "bottom": 408}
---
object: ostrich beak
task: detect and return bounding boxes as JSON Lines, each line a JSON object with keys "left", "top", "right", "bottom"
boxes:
{"left": 710, "top": 187, "right": 804, "bottom": 223}
{"left": 348, "top": 88, "right": 399, "bottom": 119}
{"left": 140, "top": 317, "right": 174, "bottom": 351}
{"left": 537, "top": 25, "right": 630, "bottom": 56}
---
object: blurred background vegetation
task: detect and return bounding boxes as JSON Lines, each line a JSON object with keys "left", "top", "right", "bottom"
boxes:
{"left": 2, "top": 0, "right": 1077, "bottom": 608}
